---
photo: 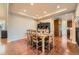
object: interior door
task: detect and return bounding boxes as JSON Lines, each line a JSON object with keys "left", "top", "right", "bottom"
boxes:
{"left": 54, "top": 19, "right": 59, "bottom": 37}
{"left": 67, "top": 20, "right": 72, "bottom": 39}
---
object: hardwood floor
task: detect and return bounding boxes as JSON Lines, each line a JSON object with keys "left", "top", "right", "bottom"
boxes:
{"left": 1, "top": 37, "right": 79, "bottom": 55}
{"left": 51, "top": 37, "right": 79, "bottom": 55}
{"left": 0, "top": 39, "right": 7, "bottom": 44}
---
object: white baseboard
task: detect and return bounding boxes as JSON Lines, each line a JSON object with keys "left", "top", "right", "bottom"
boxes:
{"left": 8, "top": 39, "right": 21, "bottom": 43}
{"left": 68, "top": 40, "right": 77, "bottom": 44}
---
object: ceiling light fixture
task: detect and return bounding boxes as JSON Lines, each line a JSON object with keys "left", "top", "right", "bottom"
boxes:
{"left": 36, "top": 15, "right": 39, "bottom": 17}
{"left": 24, "top": 10, "right": 27, "bottom": 12}
{"left": 44, "top": 11, "right": 47, "bottom": 14}
{"left": 30, "top": 3, "right": 34, "bottom": 6}
{"left": 57, "top": 5, "right": 60, "bottom": 8}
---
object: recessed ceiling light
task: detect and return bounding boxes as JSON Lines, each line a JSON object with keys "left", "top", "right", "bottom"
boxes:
{"left": 57, "top": 5, "right": 60, "bottom": 8}
{"left": 24, "top": 10, "right": 27, "bottom": 12}
{"left": 43, "top": 11, "right": 47, "bottom": 14}
{"left": 30, "top": 3, "right": 34, "bottom": 6}
{"left": 36, "top": 15, "right": 39, "bottom": 17}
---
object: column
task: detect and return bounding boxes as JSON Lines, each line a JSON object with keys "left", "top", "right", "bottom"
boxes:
{"left": 61, "top": 19, "right": 67, "bottom": 49}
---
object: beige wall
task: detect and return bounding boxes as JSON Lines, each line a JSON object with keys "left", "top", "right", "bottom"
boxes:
{"left": 7, "top": 13, "right": 37, "bottom": 41}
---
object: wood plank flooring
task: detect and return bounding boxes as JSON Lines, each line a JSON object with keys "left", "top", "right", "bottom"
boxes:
{"left": 1, "top": 37, "right": 79, "bottom": 55}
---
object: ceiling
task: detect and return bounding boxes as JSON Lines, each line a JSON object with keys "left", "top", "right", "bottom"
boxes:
{"left": 9, "top": 3, "right": 77, "bottom": 20}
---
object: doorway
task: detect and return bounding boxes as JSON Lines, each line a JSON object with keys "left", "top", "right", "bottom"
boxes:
{"left": 54, "top": 19, "right": 60, "bottom": 37}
